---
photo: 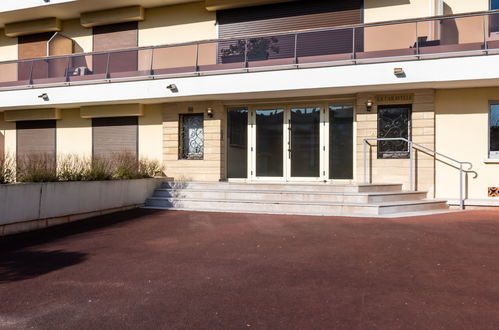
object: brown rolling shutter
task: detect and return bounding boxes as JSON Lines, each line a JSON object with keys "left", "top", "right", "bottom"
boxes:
{"left": 93, "top": 22, "right": 138, "bottom": 74}
{"left": 18, "top": 32, "right": 54, "bottom": 81}
{"left": 92, "top": 117, "right": 138, "bottom": 159}
{"left": 217, "top": 0, "right": 362, "bottom": 60}
{"left": 16, "top": 120, "right": 56, "bottom": 159}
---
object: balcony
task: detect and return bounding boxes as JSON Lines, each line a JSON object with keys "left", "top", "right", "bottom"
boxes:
{"left": 1, "top": 10, "right": 499, "bottom": 91}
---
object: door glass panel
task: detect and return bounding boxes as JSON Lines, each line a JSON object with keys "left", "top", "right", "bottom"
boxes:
{"left": 377, "top": 105, "right": 411, "bottom": 159}
{"left": 290, "top": 107, "right": 321, "bottom": 177}
{"left": 329, "top": 105, "right": 353, "bottom": 180}
{"left": 227, "top": 108, "right": 248, "bottom": 178}
{"left": 256, "top": 108, "right": 284, "bottom": 177}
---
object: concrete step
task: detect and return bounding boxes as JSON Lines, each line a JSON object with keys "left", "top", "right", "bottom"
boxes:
{"left": 160, "top": 181, "right": 404, "bottom": 193}
{"left": 152, "top": 188, "right": 428, "bottom": 204}
{"left": 144, "top": 197, "right": 448, "bottom": 216}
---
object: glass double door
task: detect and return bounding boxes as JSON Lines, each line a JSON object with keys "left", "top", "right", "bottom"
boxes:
{"left": 250, "top": 105, "right": 324, "bottom": 181}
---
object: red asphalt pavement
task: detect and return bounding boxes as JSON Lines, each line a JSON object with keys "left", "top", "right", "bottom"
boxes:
{"left": 1, "top": 209, "right": 499, "bottom": 329}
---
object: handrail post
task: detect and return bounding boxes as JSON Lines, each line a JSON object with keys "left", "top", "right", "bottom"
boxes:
{"left": 415, "top": 21, "right": 420, "bottom": 57}
{"left": 105, "top": 52, "right": 111, "bottom": 79}
{"left": 195, "top": 43, "right": 200, "bottom": 73}
{"left": 352, "top": 27, "right": 356, "bottom": 61}
{"left": 363, "top": 139, "right": 367, "bottom": 184}
{"left": 459, "top": 163, "right": 464, "bottom": 210}
{"left": 484, "top": 14, "right": 488, "bottom": 52}
{"left": 409, "top": 141, "right": 414, "bottom": 191}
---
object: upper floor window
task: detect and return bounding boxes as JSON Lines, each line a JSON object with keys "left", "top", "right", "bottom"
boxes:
{"left": 492, "top": 0, "right": 499, "bottom": 10}
{"left": 490, "top": 104, "right": 499, "bottom": 158}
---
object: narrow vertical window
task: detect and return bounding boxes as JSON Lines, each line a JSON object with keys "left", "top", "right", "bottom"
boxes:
{"left": 490, "top": 104, "right": 499, "bottom": 158}
{"left": 180, "top": 114, "right": 204, "bottom": 160}
{"left": 227, "top": 108, "right": 248, "bottom": 178}
{"left": 329, "top": 104, "right": 354, "bottom": 180}
{"left": 377, "top": 105, "right": 412, "bottom": 159}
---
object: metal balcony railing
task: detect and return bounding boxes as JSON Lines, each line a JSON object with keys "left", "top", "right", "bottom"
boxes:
{"left": 2, "top": 10, "right": 499, "bottom": 90}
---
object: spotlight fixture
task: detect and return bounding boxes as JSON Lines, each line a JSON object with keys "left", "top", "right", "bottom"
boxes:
{"left": 365, "top": 99, "right": 374, "bottom": 112}
{"left": 38, "top": 93, "right": 49, "bottom": 101}
{"left": 207, "top": 107, "right": 213, "bottom": 118}
{"left": 394, "top": 67, "right": 406, "bottom": 77}
{"left": 166, "top": 84, "right": 178, "bottom": 92}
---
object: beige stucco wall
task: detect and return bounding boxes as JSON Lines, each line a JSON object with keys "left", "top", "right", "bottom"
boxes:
{"left": 365, "top": 0, "right": 488, "bottom": 24}
{"left": 139, "top": 104, "right": 163, "bottom": 162}
{"left": 57, "top": 108, "right": 92, "bottom": 158}
{"left": 0, "top": 30, "right": 17, "bottom": 61}
{"left": 163, "top": 101, "right": 224, "bottom": 181}
{"left": 0, "top": 113, "right": 16, "bottom": 158}
{"left": 435, "top": 88, "right": 499, "bottom": 200}
{"left": 356, "top": 90, "right": 436, "bottom": 196}
{"left": 61, "top": 19, "right": 93, "bottom": 54}
{"left": 139, "top": 1, "right": 216, "bottom": 47}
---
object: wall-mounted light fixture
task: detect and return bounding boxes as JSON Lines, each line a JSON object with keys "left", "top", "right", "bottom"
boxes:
{"left": 38, "top": 93, "right": 49, "bottom": 101}
{"left": 166, "top": 84, "right": 178, "bottom": 93}
{"left": 365, "top": 99, "right": 374, "bottom": 112}
{"left": 394, "top": 67, "right": 405, "bottom": 78}
{"left": 207, "top": 107, "right": 214, "bottom": 118}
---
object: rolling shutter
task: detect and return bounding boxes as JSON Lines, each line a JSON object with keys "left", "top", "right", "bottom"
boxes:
{"left": 217, "top": 0, "right": 362, "bottom": 60}
{"left": 92, "top": 116, "right": 138, "bottom": 159}
{"left": 217, "top": 0, "right": 362, "bottom": 37}
{"left": 93, "top": 22, "right": 138, "bottom": 74}
{"left": 16, "top": 120, "right": 56, "bottom": 159}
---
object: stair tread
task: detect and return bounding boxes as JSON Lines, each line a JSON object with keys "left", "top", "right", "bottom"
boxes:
{"left": 155, "top": 188, "right": 426, "bottom": 196}
{"left": 141, "top": 206, "right": 453, "bottom": 218}
{"left": 146, "top": 196, "right": 447, "bottom": 207}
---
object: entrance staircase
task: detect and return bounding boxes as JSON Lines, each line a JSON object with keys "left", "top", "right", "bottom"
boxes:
{"left": 144, "top": 181, "right": 449, "bottom": 217}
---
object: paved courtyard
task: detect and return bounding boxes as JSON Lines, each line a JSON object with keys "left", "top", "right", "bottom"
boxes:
{"left": 1, "top": 209, "right": 499, "bottom": 329}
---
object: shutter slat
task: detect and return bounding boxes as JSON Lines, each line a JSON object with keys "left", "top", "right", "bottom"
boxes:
{"left": 92, "top": 117, "right": 138, "bottom": 159}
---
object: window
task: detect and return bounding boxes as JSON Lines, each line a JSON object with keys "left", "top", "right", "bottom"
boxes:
{"left": 492, "top": 0, "right": 499, "bottom": 10}
{"left": 377, "top": 105, "right": 412, "bottom": 159}
{"left": 490, "top": 104, "right": 499, "bottom": 158}
{"left": 16, "top": 120, "right": 57, "bottom": 174}
{"left": 329, "top": 104, "right": 354, "bottom": 180}
{"left": 92, "top": 116, "right": 138, "bottom": 159}
{"left": 227, "top": 108, "right": 248, "bottom": 178}
{"left": 180, "top": 114, "right": 204, "bottom": 160}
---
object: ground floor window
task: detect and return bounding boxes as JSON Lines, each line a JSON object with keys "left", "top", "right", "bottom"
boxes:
{"left": 490, "top": 104, "right": 499, "bottom": 158}
{"left": 227, "top": 108, "right": 248, "bottom": 178}
{"left": 377, "top": 105, "right": 412, "bottom": 159}
{"left": 179, "top": 114, "right": 204, "bottom": 160}
{"left": 92, "top": 116, "right": 138, "bottom": 159}
{"left": 16, "top": 120, "right": 57, "bottom": 169}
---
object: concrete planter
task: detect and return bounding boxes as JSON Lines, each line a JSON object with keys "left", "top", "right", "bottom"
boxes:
{"left": 0, "top": 178, "right": 163, "bottom": 235}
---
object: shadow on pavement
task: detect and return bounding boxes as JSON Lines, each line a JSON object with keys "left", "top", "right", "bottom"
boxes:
{"left": 0, "top": 250, "right": 87, "bottom": 283}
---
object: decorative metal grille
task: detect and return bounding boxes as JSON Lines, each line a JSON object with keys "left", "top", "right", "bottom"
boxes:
{"left": 180, "top": 114, "right": 204, "bottom": 160}
{"left": 377, "top": 105, "right": 411, "bottom": 159}
{"left": 489, "top": 187, "right": 499, "bottom": 197}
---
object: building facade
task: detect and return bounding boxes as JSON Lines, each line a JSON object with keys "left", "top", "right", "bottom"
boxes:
{"left": 0, "top": 0, "right": 498, "bottom": 207}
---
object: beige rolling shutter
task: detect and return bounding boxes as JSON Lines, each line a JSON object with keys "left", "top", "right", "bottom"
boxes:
{"left": 16, "top": 120, "right": 57, "bottom": 159}
{"left": 92, "top": 117, "right": 138, "bottom": 158}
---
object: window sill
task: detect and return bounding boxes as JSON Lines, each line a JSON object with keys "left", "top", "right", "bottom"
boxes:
{"left": 484, "top": 158, "right": 499, "bottom": 164}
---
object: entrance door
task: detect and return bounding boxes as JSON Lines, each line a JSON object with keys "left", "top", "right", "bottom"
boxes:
{"left": 249, "top": 105, "right": 324, "bottom": 181}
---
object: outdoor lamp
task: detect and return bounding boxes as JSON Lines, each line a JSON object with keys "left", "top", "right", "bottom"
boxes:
{"left": 365, "top": 99, "right": 374, "bottom": 112}
{"left": 38, "top": 93, "right": 49, "bottom": 101}
{"left": 166, "top": 84, "right": 178, "bottom": 92}
{"left": 207, "top": 107, "right": 214, "bottom": 118}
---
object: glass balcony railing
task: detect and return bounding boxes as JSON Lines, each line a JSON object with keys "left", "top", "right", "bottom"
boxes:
{"left": 1, "top": 10, "right": 499, "bottom": 90}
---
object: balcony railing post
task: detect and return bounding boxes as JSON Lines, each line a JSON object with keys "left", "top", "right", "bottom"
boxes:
{"left": 195, "top": 43, "right": 200, "bottom": 73}
{"left": 65, "top": 56, "right": 70, "bottom": 82}
{"left": 28, "top": 60, "right": 34, "bottom": 85}
{"left": 244, "top": 38, "right": 248, "bottom": 68}
{"left": 105, "top": 52, "right": 111, "bottom": 79}
{"left": 416, "top": 21, "right": 420, "bottom": 57}
{"left": 484, "top": 14, "right": 489, "bottom": 52}
{"left": 293, "top": 33, "right": 298, "bottom": 65}
{"left": 149, "top": 48, "right": 155, "bottom": 76}
{"left": 352, "top": 27, "right": 356, "bottom": 61}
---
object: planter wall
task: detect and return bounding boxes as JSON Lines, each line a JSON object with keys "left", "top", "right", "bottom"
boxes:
{"left": 0, "top": 178, "right": 163, "bottom": 229}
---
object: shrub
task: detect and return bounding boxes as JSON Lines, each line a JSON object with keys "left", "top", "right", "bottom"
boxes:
{"left": 17, "top": 153, "right": 58, "bottom": 183}
{"left": 1, "top": 152, "right": 164, "bottom": 184}
{"left": 0, "top": 154, "right": 15, "bottom": 184}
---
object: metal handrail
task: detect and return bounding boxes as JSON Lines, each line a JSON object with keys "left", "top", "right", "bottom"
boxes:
{"left": 363, "top": 138, "right": 473, "bottom": 210}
